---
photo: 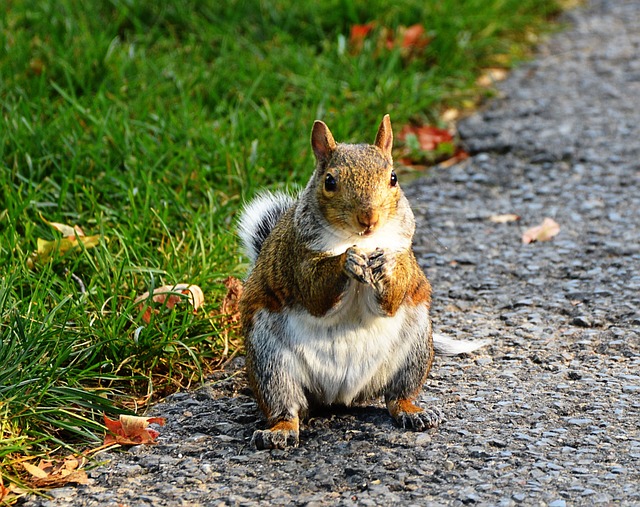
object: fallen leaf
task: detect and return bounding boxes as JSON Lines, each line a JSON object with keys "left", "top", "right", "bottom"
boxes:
{"left": 221, "top": 276, "right": 243, "bottom": 321}
{"left": 522, "top": 217, "right": 560, "bottom": 244}
{"left": 22, "top": 462, "right": 48, "bottom": 480}
{"left": 33, "top": 470, "right": 88, "bottom": 488}
{"left": 219, "top": 276, "right": 243, "bottom": 356}
{"left": 477, "top": 67, "right": 509, "bottom": 87}
{"left": 349, "top": 23, "right": 375, "bottom": 53}
{"left": 34, "top": 235, "right": 101, "bottom": 260}
{"left": 135, "top": 283, "right": 205, "bottom": 324}
{"left": 39, "top": 214, "right": 85, "bottom": 237}
{"left": 103, "top": 414, "right": 166, "bottom": 446}
{"left": 349, "top": 23, "right": 430, "bottom": 59}
{"left": 400, "top": 24, "right": 430, "bottom": 51}
{"left": 21, "top": 457, "right": 89, "bottom": 488}
{"left": 28, "top": 215, "right": 101, "bottom": 267}
{"left": 441, "top": 108, "right": 460, "bottom": 123}
{"left": 438, "top": 148, "right": 469, "bottom": 168}
{"left": 350, "top": 23, "right": 375, "bottom": 42}
{"left": 0, "top": 481, "right": 8, "bottom": 502}
{"left": 399, "top": 124, "right": 453, "bottom": 151}
{"left": 489, "top": 213, "right": 521, "bottom": 223}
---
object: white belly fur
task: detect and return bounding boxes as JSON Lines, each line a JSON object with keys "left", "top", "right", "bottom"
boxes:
{"left": 284, "top": 282, "right": 428, "bottom": 405}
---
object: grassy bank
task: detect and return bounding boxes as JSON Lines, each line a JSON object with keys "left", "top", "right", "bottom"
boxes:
{"left": 1, "top": 0, "right": 560, "bottom": 494}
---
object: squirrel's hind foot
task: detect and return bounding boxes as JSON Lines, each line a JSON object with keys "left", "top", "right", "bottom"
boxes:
{"left": 387, "top": 399, "right": 444, "bottom": 431}
{"left": 251, "top": 418, "right": 300, "bottom": 450}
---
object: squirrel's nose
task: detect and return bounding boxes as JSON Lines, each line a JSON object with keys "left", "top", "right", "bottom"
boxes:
{"left": 357, "top": 209, "right": 380, "bottom": 230}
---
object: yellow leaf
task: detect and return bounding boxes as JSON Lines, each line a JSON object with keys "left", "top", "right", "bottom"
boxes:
{"left": 39, "top": 214, "right": 85, "bottom": 237}
{"left": 32, "top": 234, "right": 101, "bottom": 265}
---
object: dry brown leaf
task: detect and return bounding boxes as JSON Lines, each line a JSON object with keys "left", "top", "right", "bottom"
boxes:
{"left": 22, "top": 462, "right": 48, "bottom": 479}
{"left": 522, "top": 217, "right": 560, "bottom": 244}
{"left": 219, "top": 276, "right": 244, "bottom": 355}
{"left": 441, "top": 108, "right": 460, "bottom": 123}
{"left": 489, "top": 213, "right": 521, "bottom": 223}
{"left": 477, "top": 67, "right": 509, "bottom": 87}
{"left": 31, "top": 470, "right": 89, "bottom": 488}
{"left": 135, "top": 283, "right": 205, "bottom": 324}
{"left": 438, "top": 149, "right": 470, "bottom": 168}
{"left": 21, "top": 457, "right": 89, "bottom": 488}
{"left": 104, "top": 414, "right": 166, "bottom": 446}
{"left": 221, "top": 276, "right": 243, "bottom": 322}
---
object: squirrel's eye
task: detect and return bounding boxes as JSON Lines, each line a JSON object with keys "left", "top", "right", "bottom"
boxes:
{"left": 324, "top": 173, "right": 337, "bottom": 192}
{"left": 390, "top": 170, "right": 398, "bottom": 187}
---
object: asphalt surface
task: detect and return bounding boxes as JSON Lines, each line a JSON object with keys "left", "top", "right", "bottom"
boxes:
{"left": 21, "top": 0, "right": 640, "bottom": 505}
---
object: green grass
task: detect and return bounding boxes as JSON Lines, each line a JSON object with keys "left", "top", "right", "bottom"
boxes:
{"left": 1, "top": 0, "right": 561, "bottom": 492}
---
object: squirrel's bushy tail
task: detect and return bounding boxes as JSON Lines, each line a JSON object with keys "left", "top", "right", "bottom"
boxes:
{"left": 433, "top": 333, "right": 491, "bottom": 356}
{"left": 238, "top": 191, "right": 296, "bottom": 264}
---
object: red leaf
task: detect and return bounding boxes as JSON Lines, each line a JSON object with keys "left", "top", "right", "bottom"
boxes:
{"left": 349, "top": 23, "right": 375, "bottom": 50}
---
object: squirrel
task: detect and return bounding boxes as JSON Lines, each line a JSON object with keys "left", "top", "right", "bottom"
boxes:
{"left": 238, "top": 115, "right": 488, "bottom": 450}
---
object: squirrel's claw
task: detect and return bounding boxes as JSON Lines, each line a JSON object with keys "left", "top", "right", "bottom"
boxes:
{"left": 344, "top": 246, "right": 372, "bottom": 285}
{"left": 387, "top": 399, "right": 444, "bottom": 431}
{"left": 251, "top": 428, "right": 299, "bottom": 450}
{"left": 396, "top": 407, "right": 444, "bottom": 431}
{"left": 251, "top": 418, "right": 300, "bottom": 449}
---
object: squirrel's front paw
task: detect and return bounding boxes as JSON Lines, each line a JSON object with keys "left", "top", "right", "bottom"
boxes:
{"left": 344, "top": 246, "right": 372, "bottom": 285}
{"left": 367, "top": 248, "right": 394, "bottom": 291}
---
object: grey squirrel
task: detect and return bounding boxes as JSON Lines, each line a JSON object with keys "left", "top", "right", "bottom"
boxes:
{"left": 238, "top": 115, "right": 488, "bottom": 449}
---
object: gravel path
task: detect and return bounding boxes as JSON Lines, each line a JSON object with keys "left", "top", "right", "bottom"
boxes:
{"left": 22, "top": 1, "right": 639, "bottom": 505}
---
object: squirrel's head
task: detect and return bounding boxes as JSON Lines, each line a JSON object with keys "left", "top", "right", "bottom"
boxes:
{"left": 311, "top": 114, "right": 401, "bottom": 237}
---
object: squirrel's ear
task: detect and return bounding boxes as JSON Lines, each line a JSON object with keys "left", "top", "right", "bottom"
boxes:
{"left": 374, "top": 114, "right": 393, "bottom": 159}
{"left": 311, "top": 120, "right": 337, "bottom": 166}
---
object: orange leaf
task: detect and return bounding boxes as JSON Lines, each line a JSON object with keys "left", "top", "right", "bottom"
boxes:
{"left": 0, "top": 481, "right": 9, "bottom": 502}
{"left": 522, "top": 218, "right": 560, "bottom": 244}
{"left": 401, "top": 24, "right": 429, "bottom": 49}
{"left": 103, "top": 414, "right": 165, "bottom": 446}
